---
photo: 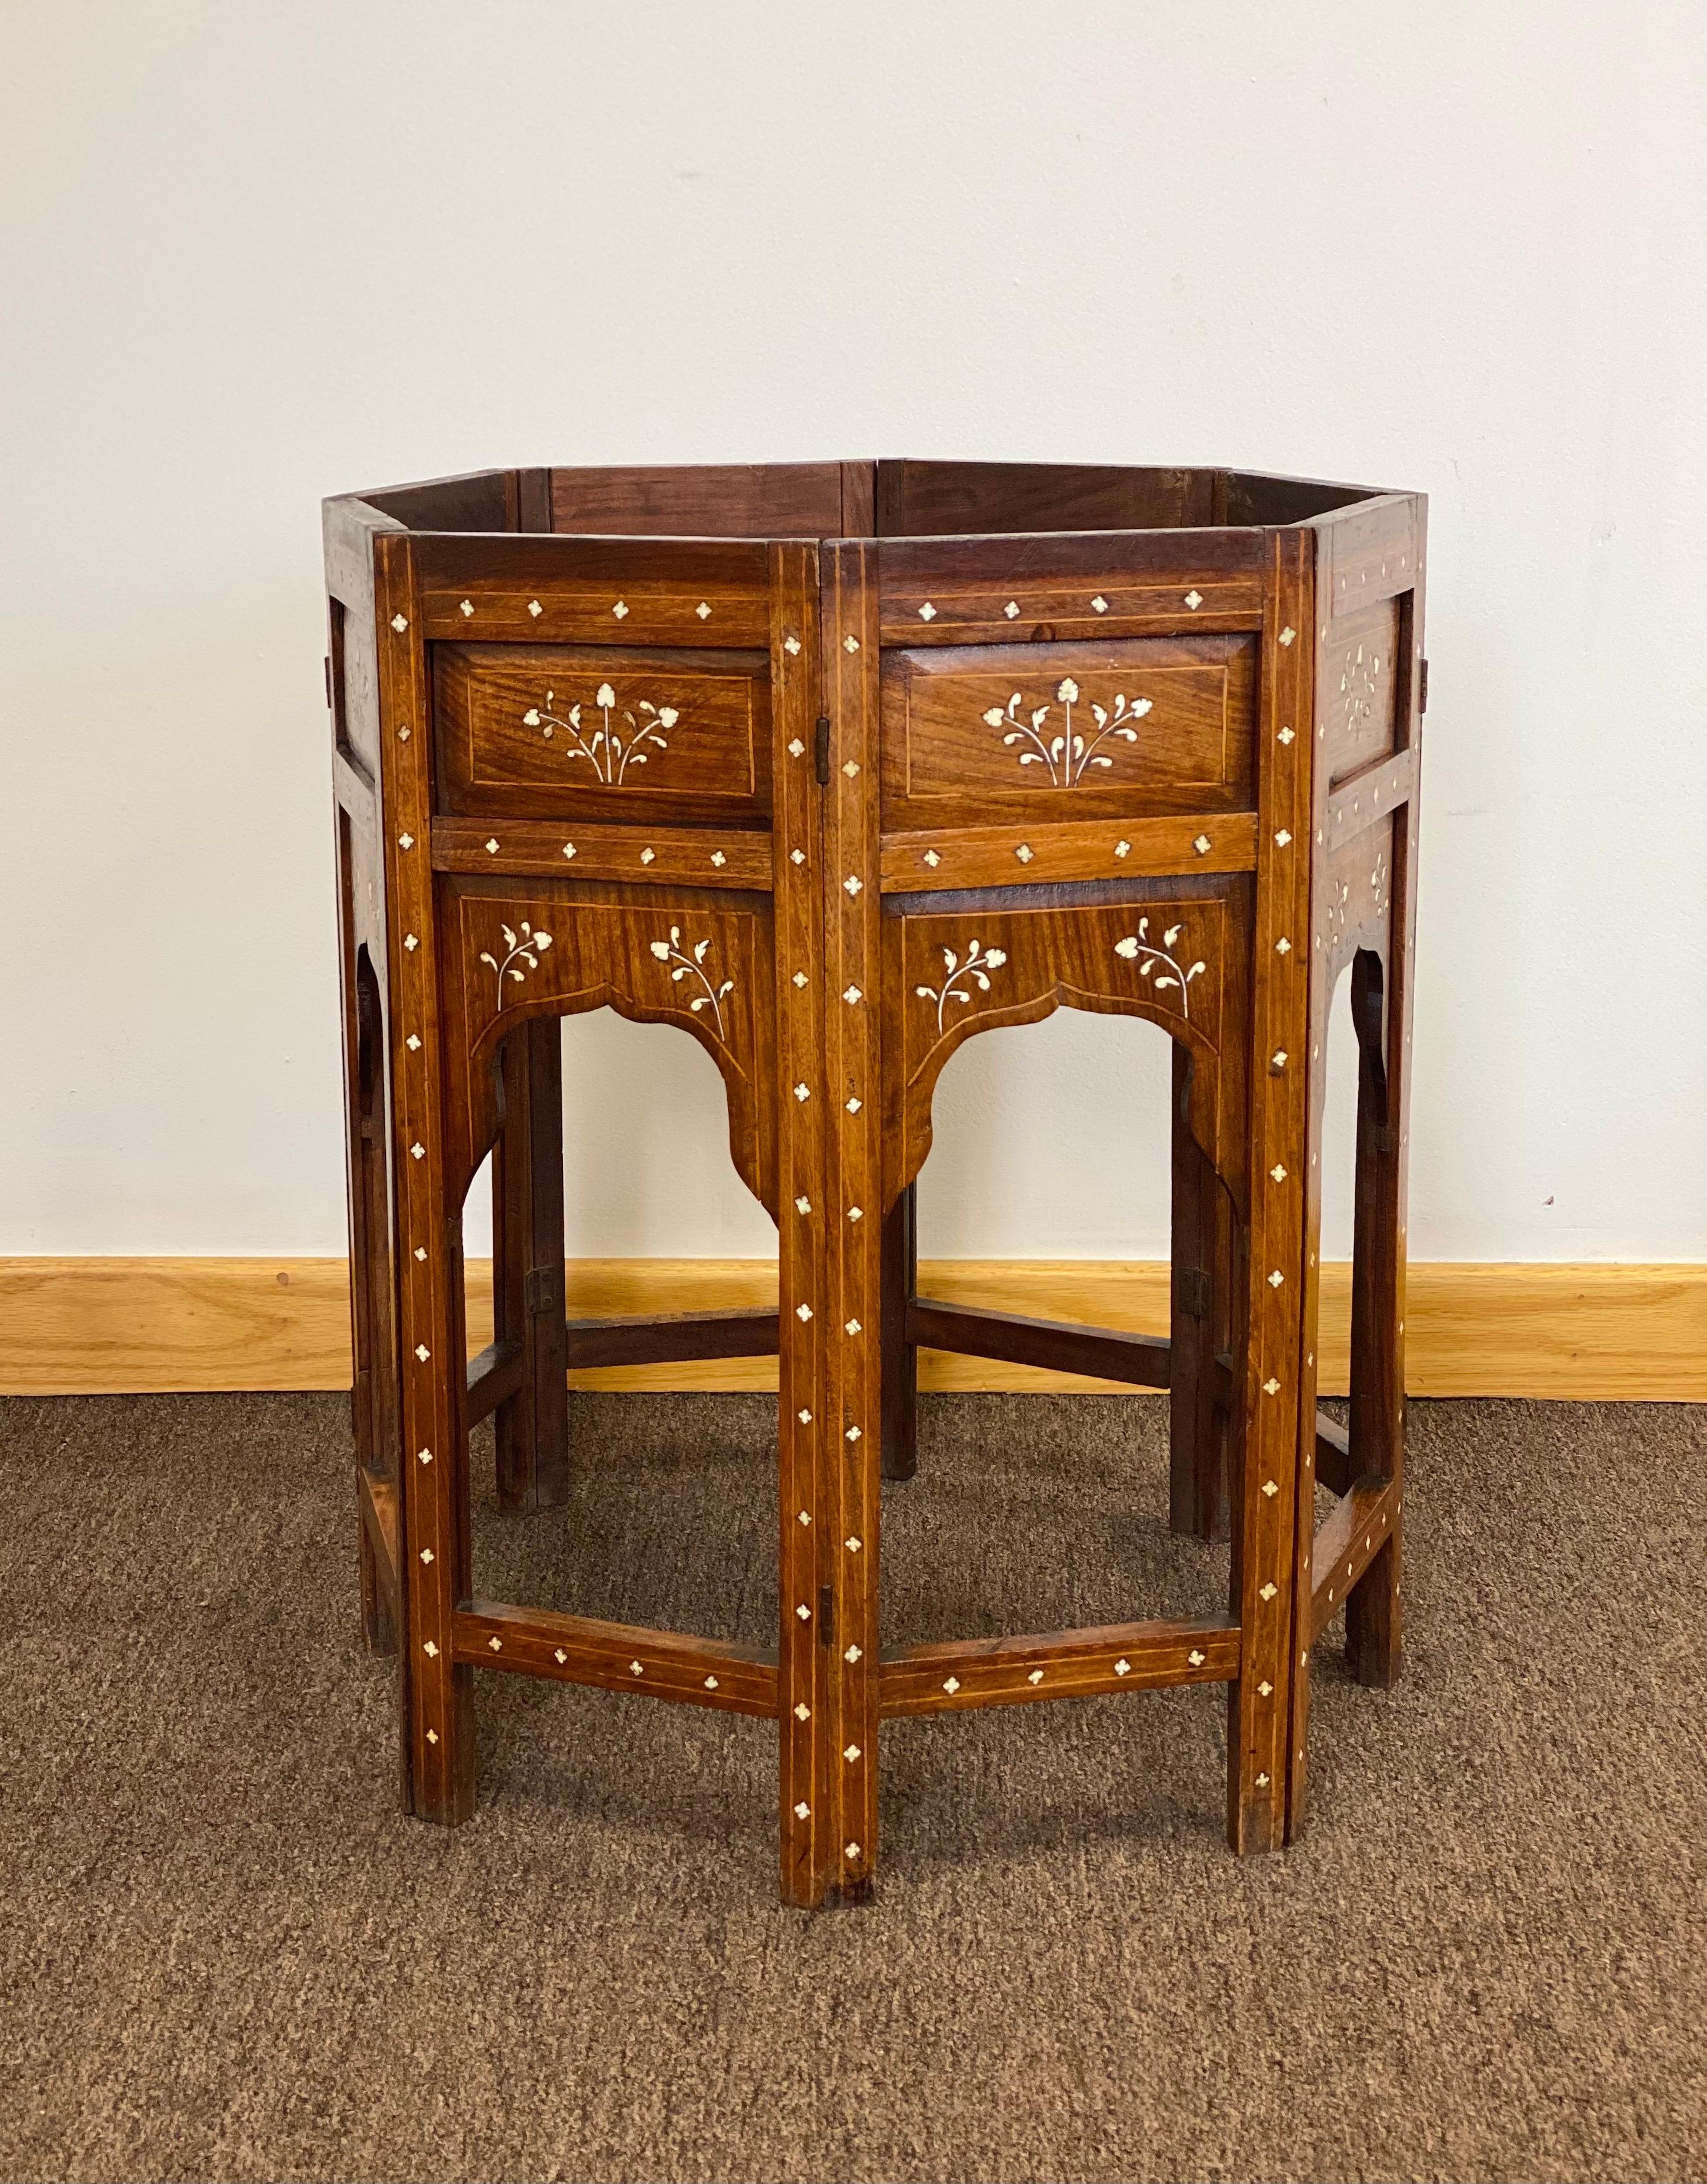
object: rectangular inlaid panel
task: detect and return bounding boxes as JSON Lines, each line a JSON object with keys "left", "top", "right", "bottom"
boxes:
{"left": 1319, "top": 600, "right": 1401, "bottom": 788}
{"left": 881, "top": 636, "right": 1258, "bottom": 833}
{"left": 432, "top": 643, "right": 772, "bottom": 826}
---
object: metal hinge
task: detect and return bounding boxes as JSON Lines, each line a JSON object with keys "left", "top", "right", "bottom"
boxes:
{"left": 814, "top": 715, "right": 831, "bottom": 786}
{"left": 818, "top": 1583, "right": 834, "bottom": 1646}
{"left": 1419, "top": 658, "right": 1429, "bottom": 713}
{"left": 1177, "top": 1266, "right": 1211, "bottom": 1320}
{"left": 524, "top": 1265, "right": 564, "bottom": 1318}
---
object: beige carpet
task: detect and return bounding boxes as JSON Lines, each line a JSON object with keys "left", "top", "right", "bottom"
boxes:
{"left": 1, "top": 1389, "right": 1702, "bottom": 2183}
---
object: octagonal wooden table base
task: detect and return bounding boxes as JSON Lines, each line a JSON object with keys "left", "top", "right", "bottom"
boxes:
{"left": 325, "top": 460, "right": 1425, "bottom": 1905}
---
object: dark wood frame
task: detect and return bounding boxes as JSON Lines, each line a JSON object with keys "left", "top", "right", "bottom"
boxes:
{"left": 324, "top": 458, "right": 1425, "bottom": 1902}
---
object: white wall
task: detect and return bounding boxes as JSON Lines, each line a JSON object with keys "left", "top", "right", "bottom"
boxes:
{"left": 2, "top": 1, "right": 1703, "bottom": 1265}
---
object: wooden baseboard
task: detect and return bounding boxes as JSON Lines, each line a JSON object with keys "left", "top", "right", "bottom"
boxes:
{"left": 0, "top": 1257, "right": 1699, "bottom": 1401}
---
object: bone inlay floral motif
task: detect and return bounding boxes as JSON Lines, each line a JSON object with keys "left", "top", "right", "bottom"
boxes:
{"left": 524, "top": 684, "right": 678, "bottom": 785}
{"left": 480, "top": 921, "right": 552, "bottom": 1003}
{"left": 914, "top": 938, "right": 1008, "bottom": 1031}
{"left": 1113, "top": 918, "right": 1206, "bottom": 1020}
{"left": 649, "top": 926, "right": 734, "bottom": 1039}
{"left": 982, "top": 678, "right": 1152, "bottom": 788}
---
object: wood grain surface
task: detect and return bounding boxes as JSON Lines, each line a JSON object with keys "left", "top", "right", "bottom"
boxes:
{"left": 3, "top": 1257, "right": 1698, "bottom": 1397}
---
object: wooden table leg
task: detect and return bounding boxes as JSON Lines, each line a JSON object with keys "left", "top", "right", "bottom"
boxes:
{"left": 880, "top": 1184, "right": 918, "bottom": 1482}
{"left": 492, "top": 1018, "right": 570, "bottom": 1512}
{"left": 1345, "top": 945, "right": 1405, "bottom": 1688}
{"left": 1169, "top": 1049, "right": 1232, "bottom": 1542}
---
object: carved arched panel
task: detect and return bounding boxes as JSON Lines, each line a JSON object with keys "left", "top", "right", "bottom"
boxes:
{"left": 440, "top": 876, "right": 776, "bottom": 1213}
{"left": 882, "top": 878, "right": 1252, "bottom": 1209}
{"left": 1315, "top": 812, "right": 1394, "bottom": 996}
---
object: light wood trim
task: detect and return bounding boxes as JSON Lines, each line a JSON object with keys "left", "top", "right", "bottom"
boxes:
{"left": 0, "top": 1257, "right": 1699, "bottom": 1399}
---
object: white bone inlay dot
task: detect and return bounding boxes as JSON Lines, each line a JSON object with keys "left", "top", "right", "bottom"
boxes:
{"left": 795, "top": 1701, "right": 811, "bottom": 1719}
{"left": 788, "top": 737, "right": 805, "bottom": 757}
{"left": 554, "top": 1648, "right": 567, "bottom": 1663}
{"left": 1268, "top": 1270, "right": 1285, "bottom": 1288}
{"left": 1271, "top": 1163, "right": 1286, "bottom": 1181}
{"left": 1279, "top": 625, "right": 1296, "bottom": 645}
{"left": 918, "top": 602, "right": 936, "bottom": 621}
{"left": 845, "top": 1095, "right": 862, "bottom": 1113}
{"left": 1115, "top": 1658, "right": 1131, "bottom": 1675}
{"left": 1263, "top": 1378, "right": 1280, "bottom": 1395}
{"left": 398, "top": 832, "right": 414, "bottom": 849}
{"left": 845, "top": 1426, "right": 861, "bottom": 1442}
{"left": 842, "top": 759, "right": 860, "bottom": 777}
{"left": 845, "top": 1841, "right": 861, "bottom": 1859}
{"left": 1263, "top": 1478, "right": 1278, "bottom": 1497}
{"left": 791, "top": 849, "right": 805, "bottom": 865}
{"left": 794, "top": 1800, "right": 809, "bottom": 1819}
{"left": 527, "top": 599, "right": 542, "bottom": 618}
{"left": 414, "top": 1247, "right": 426, "bottom": 1261}
{"left": 423, "top": 1640, "right": 438, "bottom": 1658}
{"left": 845, "top": 1645, "right": 861, "bottom": 1662}
{"left": 844, "top": 874, "right": 862, "bottom": 895}
{"left": 793, "top": 971, "right": 808, "bottom": 987}
{"left": 705, "top": 1675, "right": 719, "bottom": 1689}
{"left": 1259, "top": 1581, "right": 1278, "bottom": 1601}
{"left": 795, "top": 1195, "right": 811, "bottom": 1213}
{"left": 612, "top": 600, "right": 628, "bottom": 618}
{"left": 711, "top": 851, "right": 726, "bottom": 867}
{"left": 406, "top": 1035, "right": 421, "bottom": 1051}
{"left": 796, "top": 1603, "right": 811, "bottom": 1621}
{"left": 485, "top": 839, "right": 499, "bottom": 854}
{"left": 794, "top": 1083, "right": 811, "bottom": 1102}
{"left": 696, "top": 601, "right": 711, "bottom": 619}
{"left": 425, "top": 1728, "right": 438, "bottom": 1744}
{"left": 1015, "top": 843, "right": 1033, "bottom": 863}
{"left": 1256, "top": 1772, "right": 1270, "bottom": 1788}
{"left": 1188, "top": 1649, "right": 1205, "bottom": 1666}
{"left": 1091, "top": 595, "right": 1108, "bottom": 613}
{"left": 397, "top": 726, "right": 409, "bottom": 741}
{"left": 639, "top": 848, "right": 654, "bottom": 865}
{"left": 1003, "top": 600, "right": 1019, "bottom": 619}
{"left": 1276, "top": 936, "right": 1292, "bottom": 954}
{"left": 843, "top": 634, "right": 859, "bottom": 653}
{"left": 845, "top": 1536, "right": 861, "bottom": 1552}
{"left": 796, "top": 1304, "right": 813, "bottom": 1321}
{"left": 845, "top": 1319, "right": 861, "bottom": 1335}
{"left": 1184, "top": 590, "right": 1203, "bottom": 609}
{"left": 410, "top": 1142, "right": 425, "bottom": 1160}
{"left": 391, "top": 613, "right": 408, "bottom": 632}
{"left": 419, "top": 1548, "right": 434, "bottom": 1565}
{"left": 488, "top": 1636, "right": 502, "bottom": 1652}
{"left": 417, "top": 1448, "right": 432, "bottom": 1465}
{"left": 1259, "top": 1679, "right": 1272, "bottom": 1696}
{"left": 415, "top": 1345, "right": 430, "bottom": 1362}
{"left": 1193, "top": 835, "right": 1211, "bottom": 855}
{"left": 845, "top": 1744, "right": 862, "bottom": 1760}
{"left": 404, "top": 933, "right": 419, "bottom": 952}
{"left": 843, "top": 985, "right": 862, "bottom": 1003}
{"left": 1028, "top": 1668, "right": 1044, "bottom": 1685}
{"left": 847, "top": 1206, "right": 863, "bottom": 1222}
{"left": 562, "top": 843, "right": 576, "bottom": 860}
{"left": 923, "top": 850, "right": 940, "bottom": 867}
{"left": 1275, "top": 829, "right": 1292, "bottom": 847}
{"left": 943, "top": 1676, "right": 961, "bottom": 1693}
{"left": 1115, "top": 840, "right": 1130, "bottom": 858}
{"left": 458, "top": 599, "right": 474, "bottom": 618}
{"left": 1278, "top": 725, "right": 1295, "bottom": 743}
